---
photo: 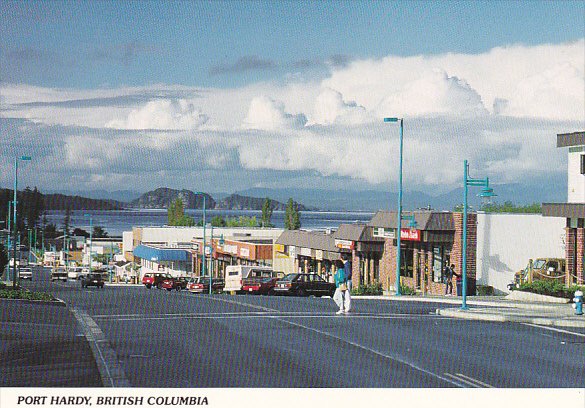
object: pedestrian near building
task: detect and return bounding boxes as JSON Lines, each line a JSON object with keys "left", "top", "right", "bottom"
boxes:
{"left": 333, "top": 260, "right": 351, "bottom": 314}
{"left": 342, "top": 255, "right": 352, "bottom": 291}
{"left": 443, "top": 264, "right": 459, "bottom": 296}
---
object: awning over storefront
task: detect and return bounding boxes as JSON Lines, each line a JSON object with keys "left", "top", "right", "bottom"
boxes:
{"left": 133, "top": 245, "right": 189, "bottom": 262}
{"left": 542, "top": 203, "right": 585, "bottom": 218}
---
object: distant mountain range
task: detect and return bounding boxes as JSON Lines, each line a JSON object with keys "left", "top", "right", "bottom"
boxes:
{"left": 37, "top": 180, "right": 566, "bottom": 212}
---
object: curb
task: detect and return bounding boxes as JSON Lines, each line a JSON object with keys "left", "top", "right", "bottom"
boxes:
{"left": 437, "top": 308, "right": 585, "bottom": 329}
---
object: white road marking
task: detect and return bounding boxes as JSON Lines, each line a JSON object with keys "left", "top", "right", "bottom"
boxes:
{"left": 448, "top": 372, "right": 494, "bottom": 388}
{"left": 71, "top": 308, "right": 131, "bottom": 387}
{"left": 522, "top": 323, "right": 585, "bottom": 338}
{"left": 268, "top": 315, "right": 464, "bottom": 387}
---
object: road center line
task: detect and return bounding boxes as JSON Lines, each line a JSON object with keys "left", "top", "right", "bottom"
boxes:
{"left": 269, "top": 315, "right": 464, "bottom": 388}
{"left": 522, "top": 323, "right": 585, "bottom": 338}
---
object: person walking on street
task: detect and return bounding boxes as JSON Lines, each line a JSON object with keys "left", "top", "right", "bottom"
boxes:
{"left": 444, "top": 263, "right": 459, "bottom": 296}
{"left": 341, "top": 256, "right": 352, "bottom": 313}
{"left": 333, "top": 260, "right": 350, "bottom": 314}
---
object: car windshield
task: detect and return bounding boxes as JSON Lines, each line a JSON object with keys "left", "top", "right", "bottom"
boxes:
{"left": 88, "top": 274, "right": 101, "bottom": 279}
{"left": 280, "top": 274, "right": 297, "bottom": 281}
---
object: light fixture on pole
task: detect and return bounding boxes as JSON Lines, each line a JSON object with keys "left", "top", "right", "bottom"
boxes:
{"left": 12, "top": 155, "right": 31, "bottom": 289}
{"left": 384, "top": 117, "right": 405, "bottom": 296}
{"left": 461, "top": 160, "right": 496, "bottom": 310}
{"left": 84, "top": 214, "right": 93, "bottom": 274}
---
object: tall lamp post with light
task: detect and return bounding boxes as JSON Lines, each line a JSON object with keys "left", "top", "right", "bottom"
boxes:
{"left": 84, "top": 214, "right": 93, "bottom": 274}
{"left": 461, "top": 160, "right": 496, "bottom": 310}
{"left": 12, "top": 155, "right": 31, "bottom": 288}
{"left": 194, "top": 193, "right": 207, "bottom": 286}
{"left": 384, "top": 117, "right": 406, "bottom": 296}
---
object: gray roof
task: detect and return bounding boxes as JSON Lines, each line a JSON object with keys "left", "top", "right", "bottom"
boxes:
{"left": 368, "top": 211, "right": 455, "bottom": 231}
{"left": 557, "top": 131, "right": 585, "bottom": 148}
{"left": 333, "top": 223, "right": 384, "bottom": 242}
{"left": 276, "top": 230, "right": 339, "bottom": 252}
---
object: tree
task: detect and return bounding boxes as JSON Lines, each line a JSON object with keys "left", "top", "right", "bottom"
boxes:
{"left": 0, "top": 243, "right": 8, "bottom": 275}
{"left": 93, "top": 226, "right": 109, "bottom": 238}
{"left": 284, "top": 198, "right": 301, "bottom": 230}
{"left": 211, "top": 216, "right": 227, "bottom": 227}
{"left": 167, "top": 198, "right": 195, "bottom": 226}
{"left": 63, "top": 206, "right": 71, "bottom": 236}
{"left": 261, "top": 197, "right": 274, "bottom": 227}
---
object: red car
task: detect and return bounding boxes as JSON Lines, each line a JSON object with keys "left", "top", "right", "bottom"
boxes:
{"left": 242, "top": 276, "right": 280, "bottom": 295}
{"left": 142, "top": 272, "right": 173, "bottom": 289}
{"left": 187, "top": 277, "right": 225, "bottom": 294}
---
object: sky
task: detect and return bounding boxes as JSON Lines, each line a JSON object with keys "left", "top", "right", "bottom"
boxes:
{"left": 1, "top": 0, "right": 584, "bottom": 203}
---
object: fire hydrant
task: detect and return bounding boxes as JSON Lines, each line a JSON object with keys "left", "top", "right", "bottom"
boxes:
{"left": 573, "top": 290, "right": 583, "bottom": 316}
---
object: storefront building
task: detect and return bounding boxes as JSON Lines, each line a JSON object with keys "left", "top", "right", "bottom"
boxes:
{"left": 191, "top": 236, "right": 273, "bottom": 278}
{"left": 274, "top": 230, "right": 340, "bottom": 276}
{"left": 133, "top": 244, "right": 192, "bottom": 277}
{"left": 369, "top": 210, "right": 477, "bottom": 295}
{"left": 542, "top": 131, "right": 585, "bottom": 285}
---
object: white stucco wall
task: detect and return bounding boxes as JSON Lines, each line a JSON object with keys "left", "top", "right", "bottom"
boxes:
{"left": 476, "top": 213, "right": 565, "bottom": 294}
{"left": 568, "top": 149, "right": 585, "bottom": 202}
{"left": 136, "top": 226, "right": 283, "bottom": 244}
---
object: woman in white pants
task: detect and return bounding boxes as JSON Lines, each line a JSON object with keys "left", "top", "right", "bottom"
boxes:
{"left": 333, "top": 259, "right": 350, "bottom": 314}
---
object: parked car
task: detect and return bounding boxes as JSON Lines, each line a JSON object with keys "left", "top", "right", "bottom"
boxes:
{"left": 67, "top": 267, "right": 83, "bottom": 280}
{"left": 80, "top": 273, "right": 105, "bottom": 288}
{"left": 175, "top": 276, "right": 189, "bottom": 290}
{"left": 242, "top": 276, "right": 282, "bottom": 295}
{"left": 187, "top": 276, "right": 225, "bottom": 294}
{"left": 142, "top": 272, "right": 174, "bottom": 289}
{"left": 51, "top": 268, "right": 68, "bottom": 282}
{"left": 19, "top": 267, "right": 33, "bottom": 280}
{"left": 273, "top": 273, "right": 336, "bottom": 297}
{"left": 159, "top": 276, "right": 181, "bottom": 291}
{"left": 224, "top": 265, "right": 274, "bottom": 293}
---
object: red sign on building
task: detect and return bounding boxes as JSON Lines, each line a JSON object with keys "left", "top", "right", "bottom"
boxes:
{"left": 400, "top": 229, "right": 421, "bottom": 241}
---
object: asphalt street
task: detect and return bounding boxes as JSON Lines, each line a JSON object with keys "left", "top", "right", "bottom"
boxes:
{"left": 8, "top": 267, "right": 585, "bottom": 388}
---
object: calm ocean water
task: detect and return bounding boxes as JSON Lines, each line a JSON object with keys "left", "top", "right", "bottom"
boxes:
{"left": 44, "top": 209, "right": 375, "bottom": 236}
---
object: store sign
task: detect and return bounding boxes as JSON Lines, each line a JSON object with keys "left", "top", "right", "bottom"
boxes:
{"left": 224, "top": 244, "right": 238, "bottom": 255}
{"left": 289, "top": 246, "right": 296, "bottom": 257}
{"left": 335, "top": 239, "right": 354, "bottom": 250}
{"left": 205, "top": 246, "right": 212, "bottom": 256}
{"left": 373, "top": 227, "right": 395, "bottom": 239}
{"left": 315, "top": 250, "right": 323, "bottom": 261}
{"left": 300, "top": 247, "right": 312, "bottom": 257}
{"left": 239, "top": 247, "right": 250, "bottom": 257}
{"left": 275, "top": 244, "right": 285, "bottom": 253}
{"left": 191, "top": 243, "right": 200, "bottom": 251}
{"left": 401, "top": 229, "right": 421, "bottom": 241}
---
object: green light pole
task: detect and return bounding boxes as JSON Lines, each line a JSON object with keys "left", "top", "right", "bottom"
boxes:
{"left": 194, "top": 193, "right": 207, "bottom": 283}
{"left": 461, "top": 160, "right": 496, "bottom": 310}
{"left": 384, "top": 117, "right": 405, "bottom": 295}
{"left": 84, "top": 214, "right": 93, "bottom": 274}
{"left": 12, "top": 155, "right": 31, "bottom": 288}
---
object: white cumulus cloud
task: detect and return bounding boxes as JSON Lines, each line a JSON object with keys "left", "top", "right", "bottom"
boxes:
{"left": 242, "top": 96, "right": 307, "bottom": 130}
{"left": 106, "top": 99, "right": 208, "bottom": 130}
{"left": 312, "top": 87, "right": 371, "bottom": 125}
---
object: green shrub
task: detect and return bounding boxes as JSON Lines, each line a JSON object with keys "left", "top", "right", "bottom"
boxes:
{"left": 0, "top": 282, "right": 5, "bottom": 290}
{"left": 0, "top": 289, "right": 55, "bottom": 301}
{"left": 352, "top": 282, "right": 383, "bottom": 296}
{"left": 476, "top": 285, "right": 495, "bottom": 296}
{"left": 399, "top": 285, "right": 417, "bottom": 296}
{"left": 517, "top": 281, "right": 585, "bottom": 299}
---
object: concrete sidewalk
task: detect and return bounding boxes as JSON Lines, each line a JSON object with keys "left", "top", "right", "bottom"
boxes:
{"left": 365, "top": 292, "right": 585, "bottom": 329}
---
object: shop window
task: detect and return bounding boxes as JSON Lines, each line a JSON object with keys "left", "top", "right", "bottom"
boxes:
{"left": 581, "top": 155, "right": 585, "bottom": 175}
{"left": 400, "top": 248, "right": 414, "bottom": 278}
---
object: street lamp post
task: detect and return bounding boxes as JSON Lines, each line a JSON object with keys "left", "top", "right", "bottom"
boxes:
{"left": 194, "top": 193, "right": 207, "bottom": 282}
{"left": 12, "top": 155, "right": 31, "bottom": 288}
{"left": 84, "top": 214, "right": 93, "bottom": 274}
{"left": 384, "top": 117, "right": 405, "bottom": 296}
{"left": 461, "top": 160, "right": 496, "bottom": 310}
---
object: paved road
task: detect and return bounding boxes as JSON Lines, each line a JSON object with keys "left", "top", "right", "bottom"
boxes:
{"left": 16, "top": 267, "right": 585, "bottom": 388}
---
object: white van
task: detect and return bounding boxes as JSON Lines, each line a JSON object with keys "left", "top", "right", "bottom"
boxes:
{"left": 224, "top": 265, "right": 274, "bottom": 293}
{"left": 68, "top": 267, "right": 83, "bottom": 280}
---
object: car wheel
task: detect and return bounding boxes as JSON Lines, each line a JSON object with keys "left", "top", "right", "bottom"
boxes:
{"left": 297, "top": 288, "right": 306, "bottom": 297}
{"left": 176, "top": 286, "right": 181, "bottom": 291}
{"left": 268, "top": 288, "right": 275, "bottom": 296}
{"left": 157, "top": 283, "right": 163, "bottom": 289}
{"left": 145, "top": 284, "right": 151, "bottom": 289}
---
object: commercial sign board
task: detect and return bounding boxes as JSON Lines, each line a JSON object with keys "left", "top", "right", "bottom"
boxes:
{"left": 239, "top": 247, "right": 250, "bottom": 258}
{"left": 223, "top": 244, "right": 238, "bottom": 255}
{"left": 400, "top": 229, "right": 421, "bottom": 241}
{"left": 300, "top": 247, "right": 312, "bottom": 257}
{"left": 373, "top": 228, "right": 395, "bottom": 239}
{"left": 274, "top": 244, "right": 285, "bottom": 253}
{"left": 315, "top": 250, "right": 323, "bottom": 261}
{"left": 335, "top": 239, "right": 354, "bottom": 250}
{"left": 289, "top": 246, "right": 296, "bottom": 258}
